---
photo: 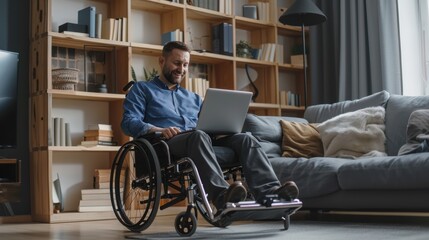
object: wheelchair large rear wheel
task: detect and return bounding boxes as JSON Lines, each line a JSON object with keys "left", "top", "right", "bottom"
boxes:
{"left": 110, "top": 139, "right": 162, "bottom": 232}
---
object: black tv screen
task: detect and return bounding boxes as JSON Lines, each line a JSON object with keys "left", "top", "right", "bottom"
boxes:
{"left": 0, "top": 49, "right": 18, "bottom": 148}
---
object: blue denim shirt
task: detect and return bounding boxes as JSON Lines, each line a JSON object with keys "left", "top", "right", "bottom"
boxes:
{"left": 121, "top": 77, "right": 202, "bottom": 138}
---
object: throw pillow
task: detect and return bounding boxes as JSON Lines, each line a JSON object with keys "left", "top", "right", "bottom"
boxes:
{"left": 280, "top": 120, "right": 324, "bottom": 158}
{"left": 316, "top": 106, "right": 387, "bottom": 159}
{"left": 398, "top": 109, "right": 429, "bottom": 155}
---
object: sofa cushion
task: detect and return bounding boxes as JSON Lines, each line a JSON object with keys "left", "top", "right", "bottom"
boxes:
{"left": 279, "top": 120, "right": 323, "bottom": 157}
{"left": 385, "top": 94, "right": 429, "bottom": 156}
{"left": 242, "top": 114, "right": 308, "bottom": 157}
{"left": 269, "top": 157, "right": 345, "bottom": 198}
{"left": 304, "top": 90, "right": 390, "bottom": 123}
{"left": 337, "top": 153, "right": 429, "bottom": 190}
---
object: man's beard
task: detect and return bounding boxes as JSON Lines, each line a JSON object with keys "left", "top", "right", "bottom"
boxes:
{"left": 163, "top": 67, "right": 184, "bottom": 85}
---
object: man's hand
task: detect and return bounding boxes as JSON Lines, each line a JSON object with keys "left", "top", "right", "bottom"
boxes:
{"left": 161, "top": 127, "right": 182, "bottom": 139}
{"left": 149, "top": 126, "right": 181, "bottom": 140}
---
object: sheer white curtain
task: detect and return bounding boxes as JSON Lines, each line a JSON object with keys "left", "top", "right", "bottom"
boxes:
{"left": 398, "top": 0, "right": 429, "bottom": 96}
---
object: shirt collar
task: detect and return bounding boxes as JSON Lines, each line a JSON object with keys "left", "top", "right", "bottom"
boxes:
{"left": 153, "top": 76, "right": 181, "bottom": 91}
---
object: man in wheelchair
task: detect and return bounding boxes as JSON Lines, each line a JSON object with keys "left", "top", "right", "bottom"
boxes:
{"left": 121, "top": 41, "right": 299, "bottom": 213}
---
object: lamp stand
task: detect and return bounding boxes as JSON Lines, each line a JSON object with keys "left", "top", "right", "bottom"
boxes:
{"left": 301, "top": 23, "right": 308, "bottom": 109}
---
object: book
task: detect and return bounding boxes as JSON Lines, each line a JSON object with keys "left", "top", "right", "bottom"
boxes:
{"left": 95, "top": 13, "right": 102, "bottom": 38}
{"left": 121, "top": 17, "right": 127, "bottom": 41}
{"left": 78, "top": 6, "right": 96, "bottom": 38}
{"left": 61, "top": 31, "right": 89, "bottom": 37}
{"left": 53, "top": 117, "right": 61, "bottom": 146}
{"left": 65, "top": 122, "right": 71, "bottom": 146}
{"left": 87, "top": 123, "right": 112, "bottom": 131}
{"left": 102, "top": 18, "right": 115, "bottom": 40}
{"left": 81, "top": 188, "right": 110, "bottom": 195}
{"left": 80, "top": 140, "right": 118, "bottom": 147}
{"left": 84, "top": 129, "right": 114, "bottom": 137}
{"left": 81, "top": 187, "right": 123, "bottom": 200}
{"left": 212, "top": 22, "right": 231, "bottom": 55}
{"left": 79, "top": 199, "right": 111, "bottom": 207}
{"left": 94, "top": 169, "right": 124, "bottom": 180}
{"left": 78, "top": 205, "right": 112, "bottom": 212}
{"left": 60, "top": 117, "right": 65, "bottom": 146}
{"left": 84, "top": 135, "right": 113, "bottom": 142}
{"left": 161, "top": 29, "right": 182, "bottom": 45}
{"left": 58, "top": 22, "right": 87, "bottom": 33}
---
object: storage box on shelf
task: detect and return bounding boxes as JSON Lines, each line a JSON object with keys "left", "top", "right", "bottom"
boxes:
{"left": 30, "top": 0, "right": 310, "bottom": 223}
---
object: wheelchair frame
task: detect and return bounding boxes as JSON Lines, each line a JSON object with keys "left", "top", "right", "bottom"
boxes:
{"left": 110, "top": 135, "right": 302, "bottom": 237}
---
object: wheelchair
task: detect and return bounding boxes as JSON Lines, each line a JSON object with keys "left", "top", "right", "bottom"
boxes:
{"left": 109, "top": 132, "right": 303, "bottom": 237}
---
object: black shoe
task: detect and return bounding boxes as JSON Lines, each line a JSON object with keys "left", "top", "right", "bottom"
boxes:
{"left": 274, "top": 181, "right": 299, "bottom": 201}
{"left": 214, "top": 181, "right": 247, "bottom": 210}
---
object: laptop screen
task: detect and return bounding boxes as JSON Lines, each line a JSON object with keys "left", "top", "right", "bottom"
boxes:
{"left": 196, "top": 88, "right": 253, "bottom": 134}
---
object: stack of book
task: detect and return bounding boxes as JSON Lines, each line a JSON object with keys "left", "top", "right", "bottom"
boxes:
{"left": 212, "top": 22, "right": 233, "bottom": 56}
{"left": 186, "top": 78, "right": 209, "bottom": 98}
{"left": 78, "top": 168, "right": 124, "bottom": 212}
{"left": 80, "top": 124, "right": 117, "bottom": 147}
{"left": 93, "top": 168, "right": 124, "bottom": 189}
{"left": 78, "top": 188, "right": 112, "bottom": 212}
{"left": 280, "top": 90, "right": 301, "bottom": 107}
{"left": 102, "top": 17, "right": 127, "bottom": 41}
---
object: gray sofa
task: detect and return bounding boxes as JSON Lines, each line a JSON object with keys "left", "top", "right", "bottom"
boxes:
{"left": 242, "top": 91, "right": 429, "bottom": 211}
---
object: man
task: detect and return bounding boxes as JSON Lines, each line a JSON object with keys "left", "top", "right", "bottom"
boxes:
{"left": 121, "top": 41, "right": 299, "bottom": 211}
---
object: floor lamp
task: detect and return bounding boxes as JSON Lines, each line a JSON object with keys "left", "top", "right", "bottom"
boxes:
{"left": 279, "top": 0, "right": 326, "bottom": 108}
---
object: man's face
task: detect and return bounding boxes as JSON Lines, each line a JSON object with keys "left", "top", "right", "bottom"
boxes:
{"left": 159, "top": 49, "right": 190, "bottom": 86}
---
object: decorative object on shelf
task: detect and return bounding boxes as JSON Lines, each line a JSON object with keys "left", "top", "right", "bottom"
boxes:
{"left": 84, "top": 45, "right": 117, "bottom": 93}
{"left": 279, "top": 0, "right": 326, "bottom": 108}
{"left": 236, "top": 40, "right": 253, "bottom": 59}
{"left": 245, "top": 64, "right": 259, "bottom": 102}
{"left": 52, "top": 68, "right": 79, "bottom": 90}
{"left": 243, "top": 4, "right": 257, "bottom": 19}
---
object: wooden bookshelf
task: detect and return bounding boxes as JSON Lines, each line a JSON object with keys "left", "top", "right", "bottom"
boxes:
{"left": 30, "top": 0, "right": 309, "bottom": 223}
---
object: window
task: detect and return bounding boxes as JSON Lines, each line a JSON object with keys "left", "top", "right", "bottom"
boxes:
{"left": 398, "top": 0, "right": 429, "bottom": 96}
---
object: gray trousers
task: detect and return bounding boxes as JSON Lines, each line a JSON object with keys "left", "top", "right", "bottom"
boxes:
{"left": 167, "top": 130, "right": 281, "bottom": 202}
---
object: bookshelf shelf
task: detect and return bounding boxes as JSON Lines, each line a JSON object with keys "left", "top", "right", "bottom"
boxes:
{"left": 50, "top": 90, "right": 125, "bottom": 101}
{"left": 48, "top": 146, "right": 120, "bottom": 152}
{"left": 235, "top": 16, "right": 276, "bottom": 29}
{"left": 186, "top": 6, "right": 233, "bottom": 21}
{"left": 49, "top": 32, "right": 129, "bottom": 48}
{"left": 30, "top": 0, "right": 310, "bottom": 223}
{"left": 278, "top": 63, "right": 304, "bottom": 71}
{"left": 131, "top": 0, "right": 184, "bottom": 12}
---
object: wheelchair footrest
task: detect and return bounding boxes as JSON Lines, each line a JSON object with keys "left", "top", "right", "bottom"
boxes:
{"left": 214, "top": 198, "right": 302, "bottom": 223}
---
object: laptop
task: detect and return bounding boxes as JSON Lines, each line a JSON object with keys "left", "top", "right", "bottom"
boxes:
{"left": 195, "top": 88, "right": 253, "bottom": 134}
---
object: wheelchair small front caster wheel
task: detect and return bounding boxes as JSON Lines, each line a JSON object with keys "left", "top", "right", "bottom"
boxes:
{"left": 175, "top": 211, "right": 197, "bottom": 237}
{"left": 282, "top": 214, "right": 290, "bottom": 230}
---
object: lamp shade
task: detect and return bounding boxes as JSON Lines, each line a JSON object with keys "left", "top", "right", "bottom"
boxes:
{"left": 279, "top": 0, "right": 327, "bottom": 26}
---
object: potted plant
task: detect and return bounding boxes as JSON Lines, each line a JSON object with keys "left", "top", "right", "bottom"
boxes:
{"left": 236, "top": 40, "right": 253, "bottom": 59}
{"left": 131, "top": 66, "right": 159, "bottom": 82}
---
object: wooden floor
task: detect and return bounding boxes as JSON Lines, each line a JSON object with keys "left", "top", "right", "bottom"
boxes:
{"left": 2, "top": 209, "right": 429, "bottom": 240}
{"left": 0, "top": 207, "right": 291, "bottom": 240}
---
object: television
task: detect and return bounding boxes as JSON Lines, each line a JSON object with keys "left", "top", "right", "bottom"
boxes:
{"left": 0, "top": 49, "right": 18, "bottom": 149}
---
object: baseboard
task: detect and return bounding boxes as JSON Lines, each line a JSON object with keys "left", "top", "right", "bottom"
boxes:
{"left": 0, "top": 215, "right": 32, "bottom": 224}
{"left": 327, "top": 211, "right": 429, "bottom": 217}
